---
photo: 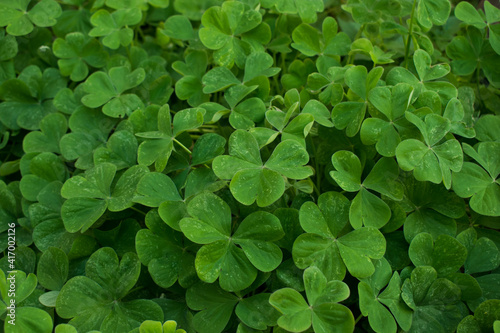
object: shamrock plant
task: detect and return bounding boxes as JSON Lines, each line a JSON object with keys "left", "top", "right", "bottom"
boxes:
{"left": 1, "top": 0, "right": 500, "bottom": 332}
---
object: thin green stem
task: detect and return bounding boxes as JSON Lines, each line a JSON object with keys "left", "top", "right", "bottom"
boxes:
{"left": 347, "top": 24, "right": 365, "bottom": 65}
{"left": 405, "top": 0, "right": 417, "bottom": 68}
{"left": 308, "top": 135, "right": 321, "bottom": 196}
{"left": 173, "top": 138, "right": 192, "bottom": 155}
{"left": 355, "top": 314, "right": 364, "bottom": 325}
{"left": 475, "top": 66, "right": 484, "bottom": 114}
{"left": 130, "top": 206, "right": 146, "bottom": 216}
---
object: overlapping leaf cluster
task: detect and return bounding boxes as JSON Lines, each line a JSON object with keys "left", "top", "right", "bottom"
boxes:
{"left": 0, "top": 0, "right": 500, "bottom": 332}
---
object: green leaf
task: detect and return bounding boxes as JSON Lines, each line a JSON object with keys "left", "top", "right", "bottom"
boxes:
{"left": 136, "top": 211, "right": 196, "bottom": 288}
{"left": 88, "top": 9, "right": 142, "bottom": 49}
{"left": 56, "top": 248, "right": 163, "bottom": 332}
{"left": 82, "top": 66, "right": 145, "bottom": 118}
{"left": 4, "top": 307, "right": 53, "bottom": 333}
{"left": 232, "top": 211, "right": 284, "bottom": 272}
{"left": 53, "top": 33, "right": 107, "bottom": 82}
{"left": 396, "top": 136, "right": 463, "bottom": 189}
{"left": 235, "top": 293, "right": 280, "bottom": 330}
{"left": 417, "top": 0, "right": 451, "bottom": 29}
{"left": 350, "top": 188, "right": 392, "bottom": 229}
{"left": 180, "top": 192, "right": 231, "bottom": 244}
{"left": 409, "top": 233, "right": 467, "bottom": 276}
{"left": 213, "top": 131, "right": 311, "bottom": 206}
{"left": 243, "top": 52, "right": 280, "bottom": 83}
{"left": 19, "top": 152, "right": 67, "bottom": 201}
{"left": 202, "top": 67, "right": 240, "bottom": 94}
{"left": 186, "top": 283, "right": 238, "bottom": 333}
{"left": 23, "top": 113, "right": 67, "bottom": 154}
{"left": 199, "top": 1, "right": 261, "bottom": 67}
{"left": 134, "top": 172, "right": 181, "bottom": 207}
{"left": 269, "top": 288, "right": 312, "bottom": 332}
{"left": 331, "top": 102, "right": 366, "bottom": 137}
{"left": 37, "top": 247, "right": 68, "bottom": 291}
{"left": 454, "top": 2, "right": 487, "bottom": 29}
{"left": 452, "top": 145, "right": 500, "bottom": 216}
{"left": 337, "top": 227, "right": 386, "bottom": 278}
{"left": 458, "top": 228, "right": 500, "bottom": 274}
{"left": 270, "top": 267, "right": 354, "bottom": 333}
{"left": 0, "top": 0, "right": 61, "bottom": 36}
{"left": 330, "top": 150, "right": 362, "bottom": 192}
{"left": 163, "top": 15, "right": 195, "bottom": 40}
{"left": 413, "top": 49, "right": 450, "bottom": 82}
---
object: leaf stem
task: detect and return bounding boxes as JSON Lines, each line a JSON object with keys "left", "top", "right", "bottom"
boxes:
{"left": 475, "top": 66, "right": 485, "bottom": 116}
{"left": 308, "top": 134, "right": 321, "bottom": 196}
{"left": 130, "top": 206, "right": 146, "bottom": 216}
{"left": 347, "top": 24, "right": 365, "bottom": 65}
{"left": 355, "top": 313, "right": 363, "bottom": 325}
{"left": 173, "top": 138, "right": 192, "bottom": 155}
{"left": 405, "top": 0, "right": 417, "bottom": 68}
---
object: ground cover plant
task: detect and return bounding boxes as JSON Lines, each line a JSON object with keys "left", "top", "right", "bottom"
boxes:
{"left": 0, "top": 0, "right": 500, "bottom": 332}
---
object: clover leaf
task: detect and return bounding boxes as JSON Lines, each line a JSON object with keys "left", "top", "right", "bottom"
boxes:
{"left": 446, "top": 26, "right": 500, "bottom": 88}
{"left": 19, "top": 152, "right": 67, "bottom": 202}
{"left": 396, "top": 111, "right": 463, "bottom": 189}
{"left": 292, "top": 17, "right": 351, "bottom": 72}
{"left": 358, "top": 258, "right": 412, "bottom": 333}
{"left": 179, "top": 192, "right": 284, "bottom": 291}
{"left": 292, "top": 191, "right": 386, "bottom": 280}
{"left": 332, "top": 65, "right": 384, "bottom": 137}
{"left": 22, "top": 113, "right": 67, "bottom": 154}
{"left": 53, "top": 33, "right": 107, "bottom": 82}
{"left": 269, "top": 267, "right": 354, "bottom": 333}
{"left": 81, "top": 66, "right": 145, "bottom": 118}
{"left": 401, "top": 177, "right": 464, "bottom": 242}
{"left": 129, "top": 320, "right": 187, "bottom": 333}
{"left": 262, "top": 96, "right": 315, "bottom": 146}
{"left": 360, "top": 83, "right": 414, "bottom": 156}
{"left": 56, "top": 247, "right": 163, "bottom": 333}
{"left": 455, "top": 1, "right": 500, "bottom": 55}
{"left": 452, "top": 142, "right": 500, "bottom": 216}
{"left": 37, "top": 247, "right": 69, "bottom": 307}
{"left": 61, "top": 162, "right": 149, "bottom": 232}
{"left": 136, "top": 210, "right": 197, "bottom": 289}
{"left": 330, "top": 151, "right": 403, "bottom": 229}
{"left": 0, "top": 65, "right": 67, "bottom": 130}
{"left": 199, "top": 1, "right": 262, "bottom": 68}
{"left": 457, "top": 300, "right": 500, "bottom": 333}
{"left": 163, "top": 15, "right": 196, "bottom": 41}
{"left": 416, "top": 0, "right": 451, "bottom": 30}
{"left": 307, "top": 66, "right": 349, "bottom": 105}
{"left": 157, "top": 168, "right": 225, "bottom": 231}
{"left": 409, "top": 233, "right": 467, "bottom": 276}
{"left": 401, "top": 266, "right": 464, "bottom": 333}
{"left": 349, "top": 38, "right": 396, "bottom": 66}
{"left": 59, "top": 108, "right": 117, "bottom": 170}
{"left": 341, "top": 0, "right": 402, "bottom": 24}
{"left": 93, "top": 130, "right": 138, "bottom": 170}
{"left": 0, "top": 0, "right": 62, "bottom": 36}
{"left": 213, "top": 130, "right": 313, "bottom": 206}
{"left": 136, "top": 105, "right": 205, "bottom": 172}
{"left": 262, "top": 0, "right": 323, "bottom": 23}
{"left": 30, "top": 182, "right": 96, "bottom": 256}
{"left": 0, "top": 270, "right": 53, "bottom": 333}
{"left": 88, "top": 8, "right": 142, "bottom": 49}
{"left": 387, "top": 49, "right": 456, "bottom": 105}
{"left": 172, "top": 51, "right": 209, "bottom": 107}
{"left": 186, "top": 282, "right": 279, "bottom": 333}
{"left": 0, "top": 30, "right": 18, "bottom": 61}
{"left": 457, "top": 228, "right": 500, "bottom": 275}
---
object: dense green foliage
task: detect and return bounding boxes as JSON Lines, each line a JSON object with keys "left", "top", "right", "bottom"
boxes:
{"left": 1, "top": 0, "right": 500, "bottom": 332}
